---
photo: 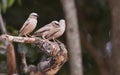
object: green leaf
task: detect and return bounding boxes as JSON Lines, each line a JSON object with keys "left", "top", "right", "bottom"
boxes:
{"left": 7, "top": 0, "right": 15, "bottom": 7}
{"left": 1, "top": 0, "right": 7, "bottom": 13}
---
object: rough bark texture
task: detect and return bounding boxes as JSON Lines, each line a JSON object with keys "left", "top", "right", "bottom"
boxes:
{"left": 108, "top": 0, "right": 120, "bottom": 75}
{"left": 60, "top": 0, "right": 83, "bottom": 75}
{"left": 0, "top": 34, "right": 68, "bottom": 75}
{"left": 6, "top": 43, "right": 17, "bottom": 75}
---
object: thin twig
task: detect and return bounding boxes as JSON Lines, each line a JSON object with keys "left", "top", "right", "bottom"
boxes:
{"left": 0, "top": 9, "right": 7, "bottom": 34}
{"left": 0, "top": 9, "right": 8, "bottom": 46}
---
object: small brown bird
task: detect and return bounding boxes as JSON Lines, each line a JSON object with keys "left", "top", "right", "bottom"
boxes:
{"left": 32, "top": 19, "right": 66, "bottom": 40}
{"left": 19, "top": 13, "right": 38, "bottom": 36}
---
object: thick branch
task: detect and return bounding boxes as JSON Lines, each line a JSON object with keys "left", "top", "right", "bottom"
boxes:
{"left": 1, "top": 34, "right": 68, "bottom": 75}
{"left": 0, "top": 34, "right": 36, "bottom": 43}
{"left": 21, "top": 40, "right": 68, "bottom": 75}
{"left": 0, "top": 34, "right": 62, "bottom": 57}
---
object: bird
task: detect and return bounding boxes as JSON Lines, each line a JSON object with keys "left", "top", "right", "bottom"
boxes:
{"left": 32, "top": 19, "right": 66, "bottom": 40}
{"left": 18, "top": 12, "right": 39, "bottom": 37}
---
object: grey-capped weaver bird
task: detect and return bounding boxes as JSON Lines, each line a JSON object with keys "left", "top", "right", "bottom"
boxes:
{"left": 18, "top": 12, "right": 39, "bottom": 37}
{"left": 32, "top": 19, "right": 66, "bottom": 40}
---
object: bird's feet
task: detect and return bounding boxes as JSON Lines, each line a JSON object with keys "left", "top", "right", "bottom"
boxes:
{"left": 24, "top": 34, "right": 32, "bottom": 38}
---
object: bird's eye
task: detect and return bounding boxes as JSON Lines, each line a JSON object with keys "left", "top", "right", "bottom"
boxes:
{"left": 33, "top": 15, "right": 39, "bottom": 17}
{"left": 55, "top": 22, "right": 59, "bottom": 26}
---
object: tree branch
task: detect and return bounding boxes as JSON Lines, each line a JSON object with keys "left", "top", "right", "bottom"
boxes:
{"left": 0, "top": 34, "right": 68, "bottom": 75}
{"left": 0, "top": 34, "right": 36, "bottom": 43}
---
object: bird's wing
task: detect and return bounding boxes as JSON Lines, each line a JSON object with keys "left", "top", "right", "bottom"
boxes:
{"left": 46, "top": 28, "right": 60, "bottom": 39}
{"left": 33, "top": 24, "right": 52, "bottom": 34}
{"left": 19, "top": 19, "right": 30, "bottom": 33}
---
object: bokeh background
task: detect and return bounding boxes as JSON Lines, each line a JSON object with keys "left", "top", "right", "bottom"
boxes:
{"left": 0, "top": 0, "right": 114, "bottom": 75}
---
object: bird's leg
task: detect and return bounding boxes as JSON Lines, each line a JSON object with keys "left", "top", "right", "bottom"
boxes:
{"left": 52, "top": 37, "right": 56, "bottom": 42}
{"left": 24, "top": 34, "right": 28, "bottom": 38}
{"left": 42, "top": 35, "right": 46, "bottom": 40}
{"left": 27, "top": 34, "right": 32, "bottom": 37}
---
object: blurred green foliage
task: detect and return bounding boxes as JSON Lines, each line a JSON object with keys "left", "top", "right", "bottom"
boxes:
{"left": 0, "top": 0, "right": 15, "bottom": 12}
{"left": 0, "top": 0, "right": 22, "bottom": 12}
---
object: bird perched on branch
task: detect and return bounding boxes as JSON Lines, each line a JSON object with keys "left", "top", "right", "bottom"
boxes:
{"left": 32, "top": 19, "right": 66, "bottom": 40}
{"left": 18, "top": 12, "right": 39, "bottom": 37}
